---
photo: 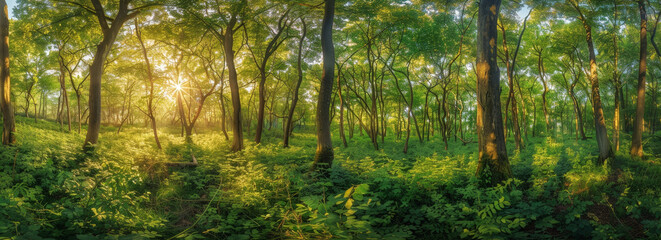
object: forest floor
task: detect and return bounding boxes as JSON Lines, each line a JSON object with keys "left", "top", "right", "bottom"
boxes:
{"left": 2, "top": 116, "right": 661, "bottom": 239}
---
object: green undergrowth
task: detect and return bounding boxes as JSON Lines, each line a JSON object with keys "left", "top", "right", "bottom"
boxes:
{"left": 2, "top": 117, "right": 661, "bottom": 239}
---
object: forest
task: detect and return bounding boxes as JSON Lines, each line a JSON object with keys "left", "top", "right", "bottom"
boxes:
{"left": 1, "top": 0, "right": 661, "bottom": 239}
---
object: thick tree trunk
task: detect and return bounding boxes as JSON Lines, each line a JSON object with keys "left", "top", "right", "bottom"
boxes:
{"left": 0, "top": 0, "right": 14, "bottom": 145}
{"left": 219, "top": 86, "right": 229, "bottom": 141}
{"left": 570, "top": 0, "right": 613, "bottom": 164}
{"left": 312, "top": 0, "right": 335, "bottom": 171}
{"left": 631, "top": 0, "right": 647, "bottom": 158}
{"left": 84, "top": 0, "right": 134, "bottom": 149}
{"left": 284, "top": 18, "right": 306, "bottom": 148}
{"left": 475, "top": 0, "right": 511, "bottom": 185}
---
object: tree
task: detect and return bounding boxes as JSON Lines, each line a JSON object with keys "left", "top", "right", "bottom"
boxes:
{"left": 611, "top": 0, "right": 621, "bottom": 152}
{"left": 78, "top": 0, "right": 143, "bottom": 149}
{"left": 134, "top": 20, "right": 161, "bottom": 149}
{"left": 631, "top": 0, "right": 647, "bottom": 158}
{"left": 474, "top": 0, "right": 511, "bottom": 185}
{"left": 284, "top": 17, "right": 306, "bottom": 148}
{"left": 246, "top": 6, "right": 292, "bottom": 144}
{"left": 0, "top": 0, "right": 14, "bottom": 145}
{"left": 311, "top": 0, "right": 335, "bottom": 171}
{"left": 568, "top": 0, "right": 613, "bottom": 164}
{"left": 499, "top": 7, "right": 531, "bottom": 150}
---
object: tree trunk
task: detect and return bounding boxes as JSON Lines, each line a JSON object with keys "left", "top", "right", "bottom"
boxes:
{"left": 84, "top": 0, "right": 135, "bottom": 149}
{"left": 224, "top": 16, "right": 244, "bottom": 152}
{"left": 219, "top": 86, "right": 229, "bottom": 141}
{"left": 535, "top": 48, "right": 551, "bottom": 134}
{"left": 612, "top": 2, "right": 621, "bottom": 152}
{"left": 631, "top": 0, "right": 647, "bottom": 158}
{"left": 312, "top": 0, "right": 335, "bottom": 171}
{"left": 475, "top": 0, "right": 511, "bottom": 185}
{"left": 499, "top": 11, "right": 529, "bottom": 150}
{"left": 284, "top": 18, "right": 306, "bottom": 148}
{"left": 135, "top": 20, "right": 161, "bottom": 149}
{"left": 59, "top": 58, "right": 72, "bottom": 131}
{"left": 570, "top": 0, "right": 613, "bottom": 164}
{"left": 337, "top": 64, "right": 348, "bottom": 148}
{"left": 0, "top": 0, "right": 14, "bottom": 145}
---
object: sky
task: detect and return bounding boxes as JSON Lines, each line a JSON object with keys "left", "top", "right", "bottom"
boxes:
{"left": 6, "top": 0, "right": 15, "bottom": 19}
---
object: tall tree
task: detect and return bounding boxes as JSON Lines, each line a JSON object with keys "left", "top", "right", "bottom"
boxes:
{"left": 135, "top": 20, "right": 161, "bottom": 149}
{"left": 611, "top": 0, "right": 621, "bottom": 152}
{"left": 81, "top": 0, "right": 142, "bottom": 149}
{"left": 0, "top": 0, "right": 14, "bottom": 145}
{"left": 569, "top": 0, "right": 613, "bottom": 164}
{"left": 311, "top": 0, "right": 335, "bottom": 171}
{"left": 284, "top": 17, "right": 306, "bottom": 148}
{"left": 631, "top": 0, "right": 647, "bottom": 158}
{"left": 499, "top": 8, "right": 531, "bottom": 150}
{"left": 247, "top": 7, "right": 292, "bottom": 144}
{"left": 475, "top": 0, "right": 511, "bottom": 185}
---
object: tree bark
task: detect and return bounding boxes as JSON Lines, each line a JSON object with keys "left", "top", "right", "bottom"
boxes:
{"left": 570, "top": 0, "right": 613, "bottom": 164}
{"left": 252, "top": 10, "right": 291, "bottom": 144}
{"left": 611, "top": 2, "right": 621, "bottom": 152}
{"left": 337, "top": 64, "right": 348, "bottom": 148}
{"left": 284, "top": 18, "right": 306, "bottom": 148}
{"left": 312, "top": 0, "right": 335, "bottom": 171}
{"left": 58, "top": 49, "right": 72, "bottom": 131}
{"left": 631, "top": 0, "right": 647, "bottom": 158}
{"left": 224, "top": 16, "right": 244, "bottom": 152}
{"left": 0, "top": 0, "right": 14, "bottom": 145}
{"left": 475, "top": 0, "right": 511, "bottom": 185}
{"left": 499, "top": 10, "right": 529, "bottom": 150}
{"left": 84, "top": 0, "right": 138, "bottom": 149}
{"left": 534, "top": 46, "right": 551, "bottom": 134}
{"left": 135, "top": 20, "right": 161, "bottom": 149}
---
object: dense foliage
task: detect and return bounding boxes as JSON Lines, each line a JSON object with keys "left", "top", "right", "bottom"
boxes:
{"left": 1, "top": 117, "right": 661, "bottom": 239}
{"left": 1, "top": 0, "right": 661, "bottom": 239}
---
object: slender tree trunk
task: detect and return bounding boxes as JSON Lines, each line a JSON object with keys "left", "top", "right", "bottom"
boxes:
{"left": 499, "top": 12, "right": 529, "bottom": 150}
{"left": 612, "top": 2, "right": 621, "bottom": 152}
{"left": 0, "top": 0, "right": 14, "bottom": 145}
{"left": 570, "top": 0, "right": 613, "bottom": 164}
{"left": 337, "top": 65, "right": 348, "bottom": 147}
{"left": 256, "top": 73, "right": 266, "bottom": 143}
{"left": 535, "top": 48, "right": 551, "bottom": 134}
{"left": 404, "top": 109, "right": 411, "bottom": 153}
{"left": 569, "top": 84, "right": 587, "bottom": 140}
{"left": 475, "top": 0, "right": 511, "bottom": 185}
{"left": 284, "top": 18, "right": 306, "bottom": 147}
{"left": 76, "top": 92, "right": 81, "bottom": 133}
{"left": 135, "top": 21, "right": 161, "bottom": 149}
{"left": 631, "top": 0, "right": 647, "bottom": 158}
{"left": 224, "top": 16, "right": 244, "bottom": 152}
{"left": 312, "top": 0, "right": 335, "bottom": 171}
{"left": 60, "top": 70, "right": 71, "bottom": 131}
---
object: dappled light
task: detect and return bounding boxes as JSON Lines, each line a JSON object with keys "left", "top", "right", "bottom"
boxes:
{"left": 1, "top": 0, "right": 661, "bottom": 239}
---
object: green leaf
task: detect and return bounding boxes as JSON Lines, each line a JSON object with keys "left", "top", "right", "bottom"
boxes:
{"left": 345, "top": 198, "right": 354, "bottom": 209}
{"left": 344, "top": 186, "right": 354, "bottom": 198}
